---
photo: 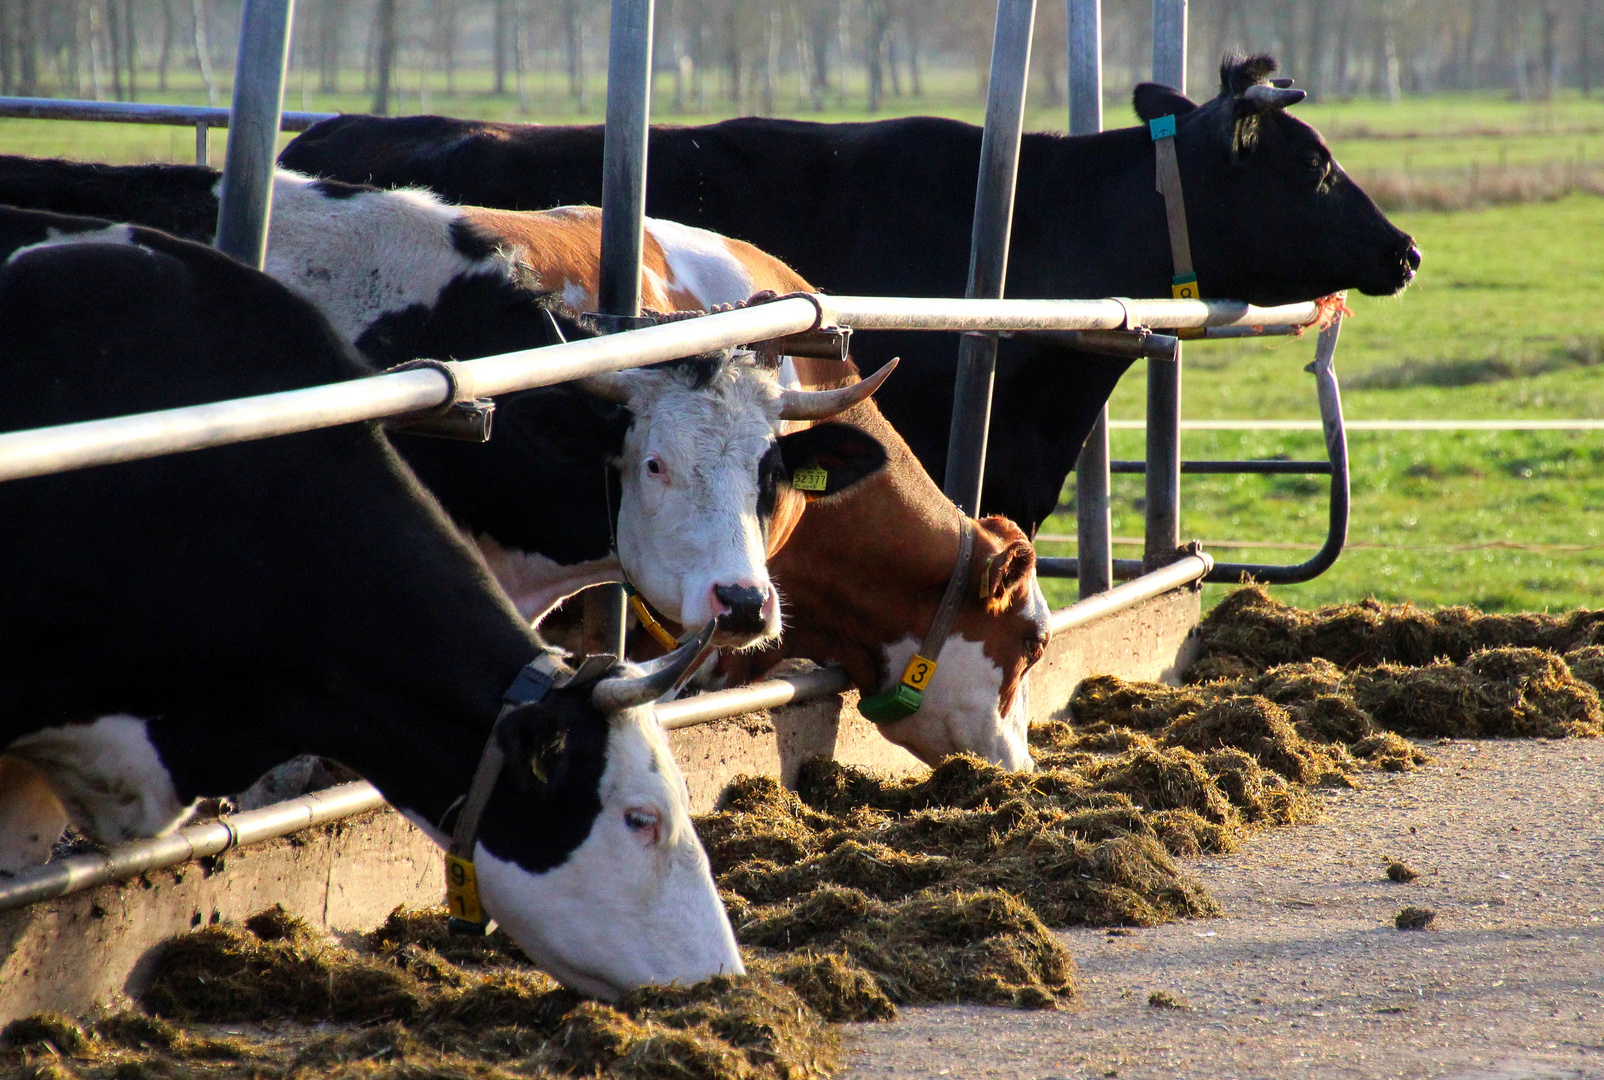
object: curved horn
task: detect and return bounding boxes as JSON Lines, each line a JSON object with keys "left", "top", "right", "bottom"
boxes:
{"left": 1242, "top": 84, "right": 1306, "bottom": 110}
{"left": 574, "top": 370, "right": 635, "bottom": 404}
{"left": 776, "top": 357, "right": 899, "bottom": 421}
{"left": 590, "top": 621, "right": 716, "bottom": 713}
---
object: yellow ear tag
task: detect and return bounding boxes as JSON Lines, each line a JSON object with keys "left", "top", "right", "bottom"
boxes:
{"left": 792, "top": 465, "right": 829, "bottom": 492}
{"left": 899, "top": 653, "right": 938, "bottom": 693}
{"left": 445, "top": 854, "right": 485, "bottom": 925}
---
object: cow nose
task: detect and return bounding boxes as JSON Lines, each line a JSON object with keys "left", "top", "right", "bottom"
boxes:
{"left": 1404, "top": 243, "right": 1422, "bottom": 271}
{"left": 711, "top": 583, "right": 769, "bottom": 634}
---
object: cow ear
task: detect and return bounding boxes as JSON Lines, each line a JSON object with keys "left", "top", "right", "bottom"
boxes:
{"left": 777, "top": 421, "right": 888, "bottom": 498}
{"left": 974, "top": 516, "right": 1036, "bottom": 611}
{"left": 495, "top": 702, "right": 574, "bottom": 800}
{"left": 1133, "top": 82, "right": 1197, "bottom": 123}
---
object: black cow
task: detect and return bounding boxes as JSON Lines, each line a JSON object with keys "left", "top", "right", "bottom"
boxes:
{"left": 0, "top": 213, "right": 742, "bottom": 999}
{"left": 0, "top": 163, "right": 891, "bottom": 643}
{"left": 280, "top": 54, "right": 1420, "bottom": 534}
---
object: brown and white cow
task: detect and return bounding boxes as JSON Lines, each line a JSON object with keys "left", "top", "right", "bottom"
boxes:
{"left": 522, "top": 211, "right": 1050, "bottom": 770}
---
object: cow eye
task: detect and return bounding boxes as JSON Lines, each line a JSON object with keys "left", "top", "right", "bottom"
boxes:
{"left": 644, "top": 456, "right": 665, "bottom": 479}
{"left": 624, "top": 806, "right": 662, "bottom": 843}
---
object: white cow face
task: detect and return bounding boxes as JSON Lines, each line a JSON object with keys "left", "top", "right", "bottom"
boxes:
{"left": 472, "top": 651, "right": 743, "bottom": 1000}
{"left": 587, "top": 354, "right": 890, "bottom": 649}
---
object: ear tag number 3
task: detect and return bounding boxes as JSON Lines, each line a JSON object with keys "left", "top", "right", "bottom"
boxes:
{"left": 900, "top": 654, "right": 937, "bottom": 693}
{"left": 792, "top": 465, "right": 829, "bottom": 492}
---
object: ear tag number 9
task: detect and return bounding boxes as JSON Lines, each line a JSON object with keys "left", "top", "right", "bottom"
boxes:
{"left": 792, "top": 465, "right": 829, "bottom": 492}
{"left": 445, "top": 853, "right": 486, "bottom": 928}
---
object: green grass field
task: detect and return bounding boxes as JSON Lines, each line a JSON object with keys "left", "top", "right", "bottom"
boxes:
{"left": 2, "top": 73, "right": 1601, "bottom": 614}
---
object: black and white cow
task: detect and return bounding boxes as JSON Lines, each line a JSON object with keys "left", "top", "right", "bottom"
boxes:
{"left": 279, "top": 54, "right": 1421, "bottom": 535}
{"left": 0, "top": 214, "right": 741, "bottom": 999}
{"left": 0, "top": 162, "right": 892, "bottom": 645}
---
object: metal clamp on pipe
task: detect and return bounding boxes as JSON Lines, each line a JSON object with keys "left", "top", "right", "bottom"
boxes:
{"left": 383, "top": 359, "right": 494, "bottom": 442}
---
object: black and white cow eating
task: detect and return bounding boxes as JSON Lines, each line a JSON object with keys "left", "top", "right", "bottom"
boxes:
{"left": 0, "top": 216, "right": 741, "bottom": 999}
{"left": 0, "top": 162, "right": 892, "bottom": 646}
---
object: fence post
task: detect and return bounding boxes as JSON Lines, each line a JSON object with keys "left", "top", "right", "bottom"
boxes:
{"left": 213, "top": 0, "right": 295, "bottom": 268}
{"left": 942, "top": 0, "right": 1036, "bottom": 517}
{"left": 588, "top": 0, "right": 656, "bottom": 658}
{"left": 1144, "top": 0, "right": 1185, "bottom": 572}
{"left": 1068, "top": 0, "right": 1111, "bottom": 599}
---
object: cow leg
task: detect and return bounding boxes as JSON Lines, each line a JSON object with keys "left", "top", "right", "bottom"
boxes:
{"left": 0, "top": 755, "right": 69, "bottom": 873}
{"left": 6, "top": 714, "right": 195, "bottom": 846}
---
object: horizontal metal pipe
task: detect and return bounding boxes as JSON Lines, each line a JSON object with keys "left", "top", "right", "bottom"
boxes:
{"left": 0, "top": 95, "right": 333, "bottom": 130}
{"left": 1109, "top": 459, "right": 1334, "bottom": 474}
{"left": 0, "top": 293, "right": 1321, "bottom": 486}
{"left": 657, "top": 666, "right": 852, "bottom": 731}
{"left": 1047, "top": 553, "right": 1212, "bottom": 633}
{"left": 824, "top": 296, "right": 1319, "bottom": 332}
{"left": 1202, "top": 324, "right": 1302, "bottom": 339}
{"left": 1036, "top": 555, "right": 1147, "bottom": 579}
{"left": 0, "top": 781, "right": 385, "bottom": 912}
{"left": 0, "top": 298, "right": 822, "bottom": 484}
{"left": 1028, "top": 328, "right": 1180, "bottom": 361}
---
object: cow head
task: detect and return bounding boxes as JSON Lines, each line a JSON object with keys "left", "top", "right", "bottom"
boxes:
{"left": 1133, "top": 54, "right": 1420, "bottom": 305}
{"left": 473, "top": 635, "right": 743, "bottom": 1000}
{"left": 873, "top": 516, "right": 1049, "bottom": 771}
{"left": 576, "top": 352, "right": 891, "bottom": 648}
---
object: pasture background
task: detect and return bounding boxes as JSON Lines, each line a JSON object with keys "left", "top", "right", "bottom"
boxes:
{"left": 1, "top": 61, "right": 1600, "bottom": 615}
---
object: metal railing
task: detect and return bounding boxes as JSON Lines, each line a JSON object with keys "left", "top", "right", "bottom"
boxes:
{"left": 0, "top": 96, "right": 334, "bottom": 167}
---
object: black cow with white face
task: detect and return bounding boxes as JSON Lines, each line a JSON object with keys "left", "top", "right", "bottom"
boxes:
{"left": 0, "top": 216, "right": 741, "bottom": 999}
{"left": 280, "top": 53, "right": 1419, "bottom": 534}
{"left": 0, "top": 166, "right": 891, "bottom": 644}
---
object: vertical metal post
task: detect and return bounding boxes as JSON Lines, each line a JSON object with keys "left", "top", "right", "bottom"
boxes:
{"left": 1068, "top": 0, "right": 1111, "bottom": 598}
{"left": 213, "top": 0, "right": 295, "bottom": 268}
{"left": 1151, "top": 0, "right": 1187, "bottom": 92}
{"left": 942, "top": 0, "right": 1036, "bottom": 517}
{"left": 1144, "top": 0, "right": 1185, "bottom": 571}
{"left": 195, "top": 120, "right": 209, "bottom": 167}
{"left": 588, "top": 0, "right": 655, "bottom": 658}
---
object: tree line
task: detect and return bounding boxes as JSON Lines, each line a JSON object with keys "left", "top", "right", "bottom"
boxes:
{"left": 0, "top": 0, "right": 1597, "bottom": 113}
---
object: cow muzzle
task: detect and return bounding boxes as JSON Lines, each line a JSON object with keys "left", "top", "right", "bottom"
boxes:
{"left": 710, "top": 582, "right": 775, "bottom": 642}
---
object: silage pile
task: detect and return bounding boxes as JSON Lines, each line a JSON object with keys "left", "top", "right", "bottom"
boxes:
{"left": 1172, "top": 586, "right": 1604, "bottom": 741}
{"left": 2, "top": 905, "right": 841, "bottom": 1080}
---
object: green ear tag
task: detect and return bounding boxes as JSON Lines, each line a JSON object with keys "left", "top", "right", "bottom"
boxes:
{"left": 792, "top": 465, "right": 829, "bottom": 492}
{"left": 859, "top": 683, "right": 923, "bottom": 724}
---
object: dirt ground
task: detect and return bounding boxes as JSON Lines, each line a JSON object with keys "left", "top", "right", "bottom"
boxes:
{"left": 843, "top": 739, "right": 1604, "bottom": 1080}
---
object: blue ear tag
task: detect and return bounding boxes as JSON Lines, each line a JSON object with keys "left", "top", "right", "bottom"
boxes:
{"left": 1149, "top": 115, "right": 1178, "bottom": 140}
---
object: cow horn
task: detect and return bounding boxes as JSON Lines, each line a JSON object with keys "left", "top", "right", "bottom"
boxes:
{"left": 590, "top": 621, "right": 716, "bottom": 713}
{"left": 574, "top": 370, "right": 635, "bottom": 404}
{"left": 776, "top": 358, "right": 898, "bottom": 421}
{"left": 1242, "top": 84, "right": 1306, "bottom": 110}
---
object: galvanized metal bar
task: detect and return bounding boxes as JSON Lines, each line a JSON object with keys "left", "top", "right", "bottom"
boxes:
{"left": 596, "top": 0, "right": 654, "bottom": 319}
{"left": 1143, "top": 348, "right": 1182, "bottom": 570}
{"left": 1151, "top": 0, "right": 1187, "bottom": 92}
{"left": 1067, "top": 0, "right": 1103, "bottom": 135}
{"left": 0, "top": 295, "right": 1320, "bottom": 487}
{"left": 1068, "top": 0, "right": 1111, "bottom": 599}
{"left": 0, "top": 782, "right": 384, "bottom": 912}
{"left": 1110, "top": 459, "right": 1333, "bottom": 475}
{"left": 213, "top": 0, "right": 296, "bottom": 268}
{"left": 1035, "top": 555, "right": 1145, "bottom": 579}
{"left": 0, "top": 95, "right": 333, "bottom": 130}
{"left": 195, "top": 120, "right": 209, "bottom": 166}
{"left": 943, "top": 0, "right": 1036, "bottom": 516}
{"left": 824, "top": 296, "right": 1319, "bottom": 331}
{"left": 0, "top": 298, "right": 823, "bottom": 484}
{"left": 1048, "top": 552, "right": 1210, "bottom": 634}
{"left": 590, "top": 0, "right": 657, "bottom": 658}
{"left": 1206, "top": 313, "right": 1351, "bottom": 584}
{"left": 657, "top": 666, "right": 852, "bottom": 730}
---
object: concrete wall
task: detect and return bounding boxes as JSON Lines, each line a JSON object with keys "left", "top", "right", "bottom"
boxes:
{"left": 0, "top": 584, "right": 1202, "bottom": 1025}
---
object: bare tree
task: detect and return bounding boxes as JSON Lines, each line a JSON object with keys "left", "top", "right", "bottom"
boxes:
{"left": 192, "top": 0, "right": 216, "bottom": 104}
